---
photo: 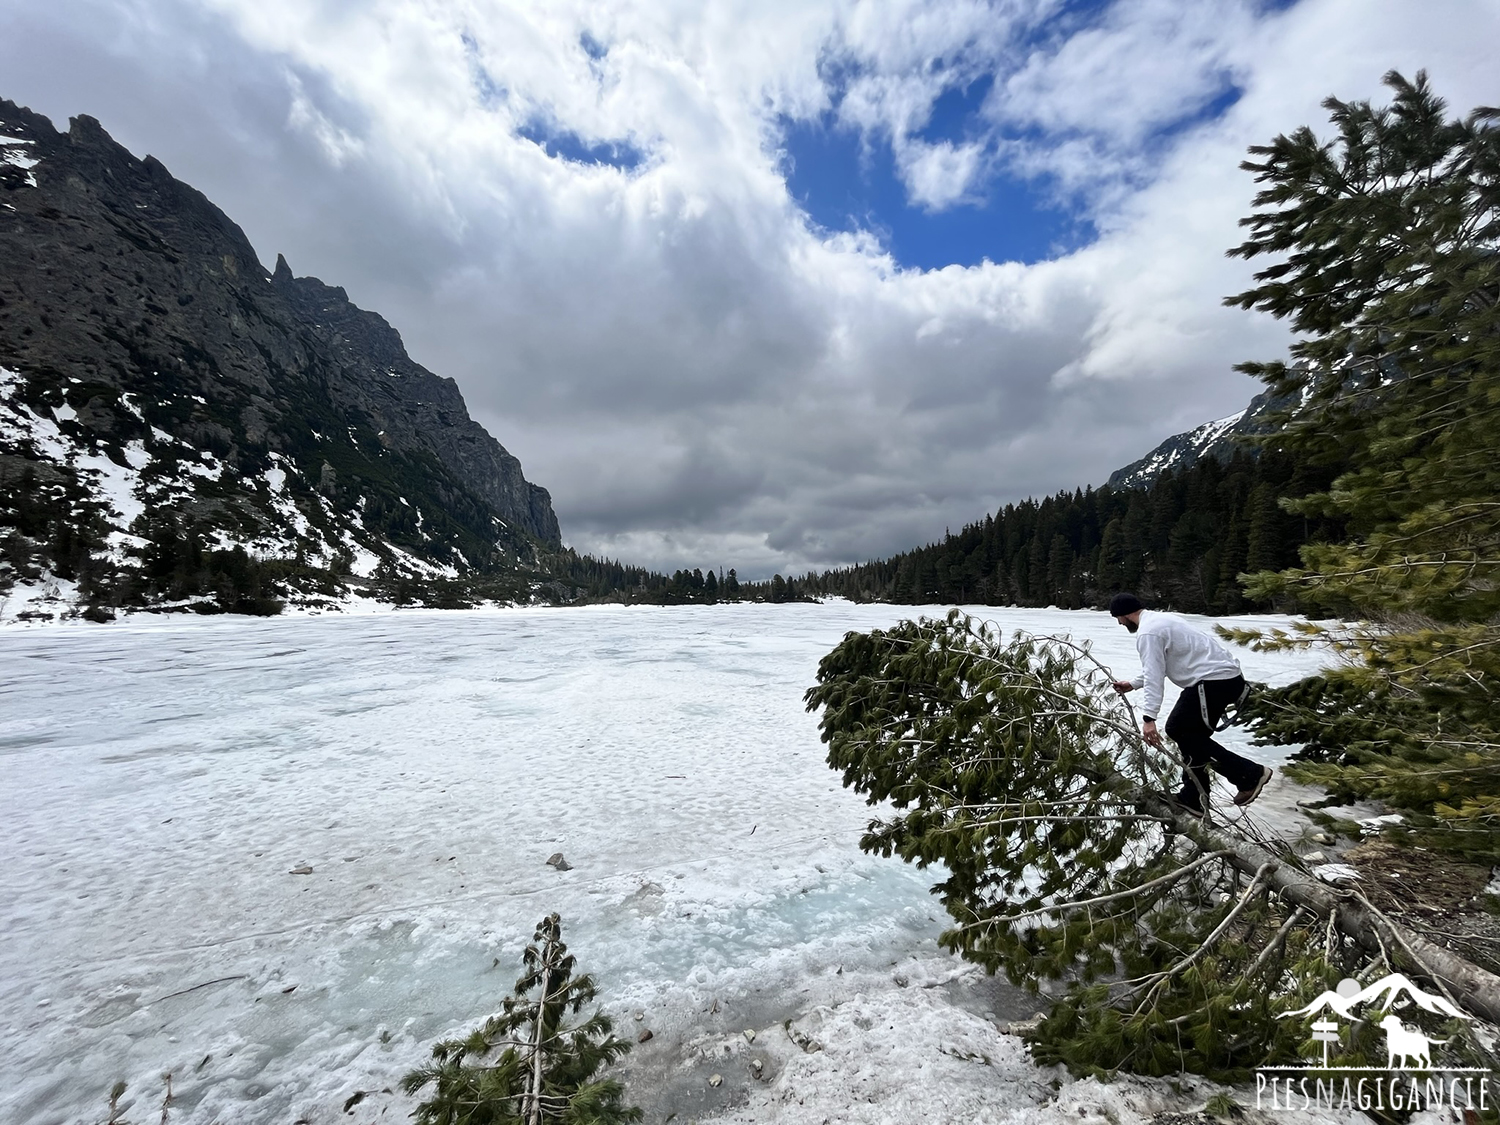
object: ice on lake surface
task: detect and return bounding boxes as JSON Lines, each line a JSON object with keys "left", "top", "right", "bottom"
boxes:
{"left": 0, "top": 602, "right": 1338, "bottom": 1124}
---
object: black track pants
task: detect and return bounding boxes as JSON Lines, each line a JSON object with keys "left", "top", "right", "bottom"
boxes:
{"left": 1163, "top": 675, "right": 1261, "bottom": 802}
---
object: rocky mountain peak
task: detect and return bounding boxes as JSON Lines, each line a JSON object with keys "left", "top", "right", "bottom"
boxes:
{"left": 1106, "top": 387, "right": 1295, "bottom": 490}
{"left": 0, "top": 97, "right": 565, "bottom": 619}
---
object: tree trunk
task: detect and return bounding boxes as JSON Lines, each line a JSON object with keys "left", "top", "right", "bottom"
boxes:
{"left": 1150, "top": 793, "right": 1500, "bottom": 1024}
{"left": 527, "top": 942, "right": 556, "bottom": 1125}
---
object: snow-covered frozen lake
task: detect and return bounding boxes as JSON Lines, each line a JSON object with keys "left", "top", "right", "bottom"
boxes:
{"left": 1, "top": 602, "right": 1336, "bottom": 1124}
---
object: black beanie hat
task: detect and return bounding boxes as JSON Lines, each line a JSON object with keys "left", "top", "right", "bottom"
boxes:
{"left": 1108, "top": 592, "right": 1144, "bottom": 616}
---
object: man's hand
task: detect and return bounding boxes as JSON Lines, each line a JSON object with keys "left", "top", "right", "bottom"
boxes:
{"left": 1142, "top": 719, "right": 1163, "bottom": 748}
{"left": 1112, "top": 680, "right": 1134, "bottom": 694}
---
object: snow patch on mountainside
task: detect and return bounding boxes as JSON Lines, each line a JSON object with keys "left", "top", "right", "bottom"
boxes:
{"left": 1106, "top": 388, "right": 1287, "bottom": 490}
{"left": 1117, "top": 409, "right": 1245, "bottom": 485}
{"left": 0, "top": 132, "right": 39, "bottom": 186}
{"left": 0, "top": 364, "right": 504, "bottom": 620}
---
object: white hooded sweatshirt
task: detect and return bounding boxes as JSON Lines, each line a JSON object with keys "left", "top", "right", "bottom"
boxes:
{"left": 1129, "top": 610, "right": 1243, "bottom": 721}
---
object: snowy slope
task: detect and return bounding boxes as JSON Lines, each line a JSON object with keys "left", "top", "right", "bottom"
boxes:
{"left": 1106, "top": 408, "right": 1247, "bottom": 489}
{"left": 0, "top": 602, "right": 1348, "bottom": 1125}
{"left": 1, "top": 97, "right": 560, "bottom": 620}
{"left": 0, "top": 365, "right": 511, "bottom": 617}
{"left": 1104, "top": 380, "right": 1313, "bottom": 490}
{"left": 0, "top": 381, "right": 533, "bottom": 617}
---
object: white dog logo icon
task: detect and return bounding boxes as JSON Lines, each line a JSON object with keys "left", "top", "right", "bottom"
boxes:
{"left": 1381, "top": 1015, "right": 1448, "bottom": 1070}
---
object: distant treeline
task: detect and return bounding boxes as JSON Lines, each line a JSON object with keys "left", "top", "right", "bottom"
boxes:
{"left": 550, "top": 551, "right": 744, "bottom": 603}
{"left": 761, "top": 447, "right": 1346, "bottom": 612}
{"left": 567, "top": 442, "right": 1348, "bottom": 613}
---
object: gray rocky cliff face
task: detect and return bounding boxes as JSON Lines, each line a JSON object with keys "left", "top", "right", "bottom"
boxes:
{"left": 269, "top": 259, "right": 560, "bottom": 543}
{"left": 0, "top": 98, "right": 559, "bottom": 554}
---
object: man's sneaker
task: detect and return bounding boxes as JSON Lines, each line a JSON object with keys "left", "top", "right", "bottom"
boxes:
{"left": 1234, "top": 766, "right": 1274, "bottom": 807}
{"left": 1159, "top": 790, "right": 1208, "bottom": 819}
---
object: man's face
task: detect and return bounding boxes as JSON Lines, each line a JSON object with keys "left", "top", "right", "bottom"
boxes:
{"left": 1115, "top": 614, "right": 1139, "bottom": 634}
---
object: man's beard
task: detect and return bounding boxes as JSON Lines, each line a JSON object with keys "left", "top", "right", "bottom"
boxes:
{"left": 1124, "top": 620, "right": 1139, "bottom": 633}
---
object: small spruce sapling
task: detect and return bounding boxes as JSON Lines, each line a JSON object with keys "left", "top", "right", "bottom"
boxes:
{"left": 402, "top": 913, "right": 641, "bottom": 1125}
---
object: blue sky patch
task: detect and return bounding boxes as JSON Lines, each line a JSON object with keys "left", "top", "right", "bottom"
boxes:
{"left": 579, "top": 31, "right": 608, "bottom": 61}
{"left": 780, "top": 0, "right": 1250, "bottom": 276}
{"left": 517, "top": 121, "right": 645, "bottom": 171}
{"left": 461, "top": 32, "right": 507, "bottom": 109}
{"left": 1169, "top": 83, "right": 1244, "bottom": 139}
{"left": 781, "top": 113, "right": 1096, "bottom": 270}
{"left": 917, "top": 73, "right": 995, "bottom": 145}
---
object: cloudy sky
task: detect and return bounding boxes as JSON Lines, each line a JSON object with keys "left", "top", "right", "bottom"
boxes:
{"left": 2, "top": 0, "right": 1496, "bottom": 577}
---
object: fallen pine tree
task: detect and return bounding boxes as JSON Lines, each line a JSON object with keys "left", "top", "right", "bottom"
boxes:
{"left": 804, "top": 611, "right": 1499, "bottom": 1081}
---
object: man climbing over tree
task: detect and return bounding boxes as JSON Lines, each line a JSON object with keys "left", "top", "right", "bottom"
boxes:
{"left": 1108, "top": 592, "right": 1273, "bottom": 816}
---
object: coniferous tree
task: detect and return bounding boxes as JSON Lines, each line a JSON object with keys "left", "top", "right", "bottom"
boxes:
{"left": 1044, "top": 533, "right": 1072, "bottom": 603}
{"left": 1216, "top": 515, "right": 1248, "bottom": 614}
{"left": 802, "top": 613, "right": 1500, "bottom": 1079}
{"left": 1120, "top": 494, "right": 1150, "bottom": 592}
{"left": 1094, "top": 517, "right": 1125, "bottom": 594}
{"left": 799, "top": 72, "right": 1500, "bottom": 1092}
{"left": 402, "top": 914, "right": 640, "bottom": 1125}
{"left": 1025, "top": 523, "right": 1049, "bottom": 601}
{"left": 809, "top": 611, "right": 1500, "bottom": 1080}
{"left": 1223, "top": 71, "right": 1500, "bottom": 856}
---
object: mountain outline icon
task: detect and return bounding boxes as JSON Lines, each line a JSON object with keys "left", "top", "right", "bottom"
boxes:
{"left": 1281, "top": 973, "right": 1469, "bottom": 1023}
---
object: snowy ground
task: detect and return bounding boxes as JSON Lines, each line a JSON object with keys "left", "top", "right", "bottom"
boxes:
{"left": 1, "top": 602, "right": 1361, "bottom": 1124}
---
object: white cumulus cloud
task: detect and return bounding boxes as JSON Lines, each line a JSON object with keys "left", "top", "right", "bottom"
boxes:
{"left": 1, "top": 0, "right": 1496, "bottom": 578}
